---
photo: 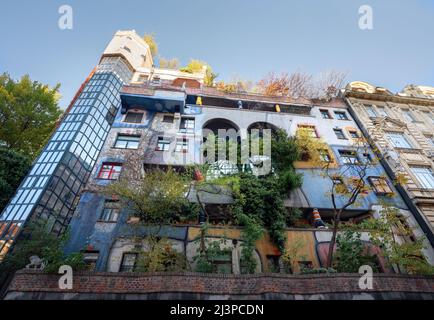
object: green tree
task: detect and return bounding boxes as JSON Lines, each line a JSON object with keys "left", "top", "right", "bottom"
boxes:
{"left": 180, "top": 59, "right": 218, "bottom": 86}
{"left": 0, "top": 73, "right": 62, "bottom": 159}
{"left": 358, "top": 204, "right": 434, "bottom": 275}
{"left": 335, "top": 230, "right": 379, "bottom": 273}
{"left": 159, "top": 57, "right": 180, "bottom": 69}
{"left": 0, "top": 148, "right": 31, "bottom": 212}
{"left": 135, "top": 236, "right": 187, "bottom": 272}
{"left": 0, "top": 221, "right": 86, "bottom": 290}
{"left": 143, "top": 33, "right": 158, "bottom": 58}
{"left": 105, "top": 168, "right": 198, "bottom": 225}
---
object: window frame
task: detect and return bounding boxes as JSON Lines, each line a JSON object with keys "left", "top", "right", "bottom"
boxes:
{"left": 175, "top": 138, "right": 189, "bottom": 153}
{"left": 156, "top": 136, "right": 170, "bottom": 151}
{"left": 402, "top": 110, "right": 415, "bottom": 123}
{"left": 119, "top": 252, "right": 138, "bottom": 272}
{"left": 339, "top": 150, "right": 359, "bottom": 165}
{"left": 123, "top": 111, "right": 144, "bottom": 124}
{"left": 100, "top": 200, "right": 120, "bottom": 222}
{"left": 334, "top": 111, "right": 349, "bottom": 120}
{"left": 113, "top": 134, "right": 141, "bottom": 149}
{"left": 163, "top": 115, "right": 175, "bottom": 123}
{"left": 385, "top": 132, "right": 412, "bottom": 149}
{"left": 333, "top": 128, "right": 347, "bottom": 140}
{"left": 319, "top": 149, "right": 332, "bottom": 163}
{"left": 348, "top": 130, "right": 360, "bottom": 139}
{"left": 365, "top": 105, "right": 377, "bottom": 118}
{"left": 179, "top": 117, "right": 195, "bottom": 134}
{"left": 377, "top": 107, "right": 388, "bottom": 117}
{"left": 97, "top": 162, "right": 122, "bottom": 180}
{"left": 368, "top": 176, "right": 394, "bottom": 195}
{"left": 320, "top": 109, "right": 332, "bottom": 119}
{"left": 410, "top": 166, "right": 434, "bottom": 189}
{"left": 298, "top": 124, "right": 319, "bottom": 138}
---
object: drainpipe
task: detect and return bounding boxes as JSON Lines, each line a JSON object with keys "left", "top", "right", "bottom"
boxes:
{"left": 343, "top": 96, "right": 434, "bottom": 249}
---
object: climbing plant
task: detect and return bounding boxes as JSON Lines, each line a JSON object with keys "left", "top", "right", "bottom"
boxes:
{"left": 192, "top": 224, "right": 233, "bottom": 273}
{"left": 134, "top": 236, "right": 187, "bottom": 272}
{"left": 357, "top": 204, "right": 434, "bottom": 275}
{"left": 105, "top": 168, "right": 199, "bottom": 225}
{"left": 335, "top": 230, "right": 379, "bottom": 273}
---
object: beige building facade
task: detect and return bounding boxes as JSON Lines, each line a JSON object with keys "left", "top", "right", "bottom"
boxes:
{"left": 344, "top": 82, "right": 434, "bottom": 246}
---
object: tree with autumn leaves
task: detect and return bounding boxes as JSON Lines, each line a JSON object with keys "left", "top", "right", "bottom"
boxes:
{"left": 297, "top": 127, "right": 430, "bottom": 272}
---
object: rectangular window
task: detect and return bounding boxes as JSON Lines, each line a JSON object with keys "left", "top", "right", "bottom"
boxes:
{"left": 423, "top": 111, "right": 434, "bottom": 124}
{"left": 119, "top": 253, "right": 137, "bottom": 272}
{"left": 212, "top": 252, "right": 232, "bottom": 274}
{"left": 386, "top": 132, "right": 412, "bottom": 149}
{"left": 369, "top": 177, "right": 393, "bottom": 195}
{"left": 156, "top": 137, "right": 170, "bottom": 151}
{"left": 393, "top": 215, "right": 416, "bottom": 243}
{"left": 114, "top": 135, "right": 140, "bottom": 149}
{"left": 403, "top": 110, "right": 415, "bottom": 122}
{"left": 365, "top": 105, "right": 377, "bottom": 118}
{"left": 378, "top": 107, "right": 388, "bottom": 117}
{"left": 339, "top": 150, "right": 359, "bottom": 164}
{"left": 175, "top": 138, "right": 189, "bottom": 152}
{"left": 298, "top": 125, "right": 318, "bottom": 138}
{"left": 334, "top": 128, "right": 346, "bottom": 140}
{"left": 124, "top": 112, "right": 144, "bottom": 124}
{"left": 179, "top": 118, "right": 195, "bottom": 134}
{"left": 320, "top": 109, "right": 332, "bottom": 119}
{"left": 100, "top": 200, "right": 119, "bottom": 222}
{"left": 410, "top": 167, "right": 434, "bottom": 189}
{"left": 163, "top": 115, "right": 174, "bottom": 123}
{"left": 334, "top": 111, "right": 349, "bottom": 120}
{"left": 97, "top": 163, "right": 122, "bottom": 180}
{"left": 425, "top": 135, "right": 434, "bottom": 148}
{"left": 348, "top": 130, "right": 359, "bottom": 139}
{"left": 319, "top": 150, "right": 332, "bottom": 163}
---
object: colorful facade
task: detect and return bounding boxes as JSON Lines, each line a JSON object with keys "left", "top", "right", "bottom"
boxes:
{"left": 1, "top": 30, "right": 434, "bottom": 275}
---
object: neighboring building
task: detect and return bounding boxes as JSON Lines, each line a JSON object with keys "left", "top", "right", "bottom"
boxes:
{"left": 343, "top": 82, "right": 434, "bottom": 255}
{"left": 1, "top": 30, "right": 434, "bottom": 282}
{"left": 63, "top": 77, "right": 434, "bottom": 273}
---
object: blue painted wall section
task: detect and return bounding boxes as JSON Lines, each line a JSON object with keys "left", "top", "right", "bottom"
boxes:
{"left": 297, "top": 144, "right": 408, "bottom": 211}
{"left": 65, "top": 192, "right": 188, "bottom": 271}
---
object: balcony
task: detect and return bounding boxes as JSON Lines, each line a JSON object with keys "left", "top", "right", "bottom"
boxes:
{"left": 120, "top": 85, "right": 186, "bottom": 114}
{"left": 121, "top": 83, "right": 313, "bottom": 115}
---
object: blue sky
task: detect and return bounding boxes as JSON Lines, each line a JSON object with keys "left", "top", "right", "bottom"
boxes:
{"left": 1, "top": 0, "right": 434, "bottom": 109}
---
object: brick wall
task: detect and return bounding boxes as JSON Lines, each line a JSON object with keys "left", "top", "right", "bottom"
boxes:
{"left": 4, "top": 270, "right": 434, "bottom": 300}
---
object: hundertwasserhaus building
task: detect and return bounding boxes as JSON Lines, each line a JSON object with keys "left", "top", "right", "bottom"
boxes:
{"left": 1, "top": 30, "right": 434, "bottom": 276}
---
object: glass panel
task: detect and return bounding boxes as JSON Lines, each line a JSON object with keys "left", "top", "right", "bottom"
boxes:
{"left": 386, "top": 133, "right": 412, "bottom": 148}
{"left": 334, "top": 111, "right": 348, "bottom": 120}
{"left": 365, "top": 105, "right": 377, "bottom": 117}
{"left": 120, "top": 253, "right": 137, "bottom": 272}
{"left": 334, "top": 129, "right": 346, "bottom": 139}
{"left": 411, "top": 167, "right": 434, "bottom": 189}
